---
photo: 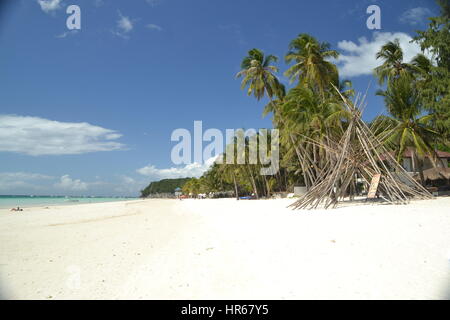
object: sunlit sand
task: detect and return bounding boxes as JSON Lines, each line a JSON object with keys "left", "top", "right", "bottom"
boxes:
{"left": 0, "top": 197, "right": 449, "bottom": 299}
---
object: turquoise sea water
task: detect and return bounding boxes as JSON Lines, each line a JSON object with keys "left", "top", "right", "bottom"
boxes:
{"left": 0, "top": 195, "right": 137, "bottom": 209}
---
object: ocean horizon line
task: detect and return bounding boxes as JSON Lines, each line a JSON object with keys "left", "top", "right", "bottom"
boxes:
{"left": 0, "top": 195, "right": 139, "bottom": 210}
{"left": 0, "top": 195, "right": 138, "bottom": 198}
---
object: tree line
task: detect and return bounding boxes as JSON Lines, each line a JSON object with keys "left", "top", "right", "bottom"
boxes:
{"left": 150, "top": 1, "right": 449, "bottom": 199}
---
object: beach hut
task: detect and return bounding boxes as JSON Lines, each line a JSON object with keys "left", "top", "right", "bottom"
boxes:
{"left": 413, "top": 167, "right": 450, "bottom": 195}
{"left": 400, "top": 148, "right": 450, "bottom": 173}
{"left": 414, "top": 167, "right": 450, "bottom": 181}
{"left": 174, "top": 187, "right": 182, "bottom": 197}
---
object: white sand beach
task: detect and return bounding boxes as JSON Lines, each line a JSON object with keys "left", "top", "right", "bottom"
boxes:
{"left": 0, "top": 197, "right": 449, "bottom": 300}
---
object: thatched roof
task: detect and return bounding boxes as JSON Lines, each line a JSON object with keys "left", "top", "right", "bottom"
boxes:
{"left": 414, "top": 167, "right": 450, "bottom": 181}
{"left": 379, "top": 148, "right": 450, "bottom": 161}
{"left": 402, "top": 148, "right": 450, "bottom": 158}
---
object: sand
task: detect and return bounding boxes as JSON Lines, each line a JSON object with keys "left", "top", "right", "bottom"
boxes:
{"left": 0, "top": 197, "right": 449, "bottom": 300}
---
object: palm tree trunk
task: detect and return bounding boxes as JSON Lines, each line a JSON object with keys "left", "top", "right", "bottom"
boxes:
{"left": 415, "top": 154, "right": 426, "bottom": 186}
{"left": 263, "top": 175, "right": 270, "bottom": 198}
{"left": 249, "top": 169, "right": 259, "bottom": 199}
{"left": 269, "top": 96, "right": 308, "bottom": 189}
{"left": 232, "top": 172, "right": 239, "bottom": 200}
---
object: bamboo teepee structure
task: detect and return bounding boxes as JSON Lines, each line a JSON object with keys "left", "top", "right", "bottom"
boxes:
{"left": 289, "top": 90, "right": 433, "bottom": 210}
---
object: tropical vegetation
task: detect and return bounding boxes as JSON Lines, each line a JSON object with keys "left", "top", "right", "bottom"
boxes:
{"left": 140, "top": 178, "right": 192, "bottom": 197}
{"left": 143, "top": 1, "right": 449, "bottom": 198}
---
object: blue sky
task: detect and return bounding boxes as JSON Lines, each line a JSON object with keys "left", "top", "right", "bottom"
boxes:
{"left": 0, "top": 0, "right": 439, "bottom": 196}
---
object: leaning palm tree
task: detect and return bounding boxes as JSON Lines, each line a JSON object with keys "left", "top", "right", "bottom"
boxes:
{"left": 284, "top": 33, "right": 339, "bottom": 98}
{"left": 235, "top": 48, "right": 298, "bottom": 193}
{"left": 374, "top": 39, "right": 415, "bottom": 85}
{"left": 236, "top": 48, "right": 283, "bottom": 101}
{"left": 376, "top": 74, "right": 440, "bottom": 185}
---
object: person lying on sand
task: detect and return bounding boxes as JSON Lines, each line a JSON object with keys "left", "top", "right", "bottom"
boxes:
{"left": 10, "top": 207, "right": 23, "bottom": 212}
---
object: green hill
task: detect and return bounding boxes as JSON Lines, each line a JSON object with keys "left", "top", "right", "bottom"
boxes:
{"left": 140, "top": 178, "right": 191, "bottom": 198}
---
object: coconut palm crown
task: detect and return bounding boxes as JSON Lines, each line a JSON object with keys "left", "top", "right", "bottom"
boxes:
{"left": 236, "top": 48, "right": 284, "bottom": 101}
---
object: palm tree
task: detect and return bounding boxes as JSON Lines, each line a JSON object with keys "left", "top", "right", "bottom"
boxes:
{"left": 374, "top": 39, "right": 415, "bottom": 85}
{"left": 220, "top": 142, "right": 242, "bottom": 200}
{"left": 279, "top": 86, "right": 351, "bottom": 187}
{"left": 376, "top": 74, "right": 440, "bottom": 185}
{"left": 256, "top": 129, "right": 279, "bottom": 198}
{"left": 411, "top": 53, "right": 433, "bottom": 79}
{"left": 336, "top": 79, "right": 355, "bottom": 100}
{"left": 236, "top": 40, "right": 349, "bottom": 192}
{"left": 284, "top": 34, "right": 339, "bottom": 98}
{"left": 235, "top": 129, "right": 261, "bottom": 199}
{"left": 236, "top": 48, "right": 283, "bottom": 101}
{"left": 235, "top": 48, "right": 295, "bottom": 196}
{"left": 182, "top": 178, "right": 200, "bottom": 197}
{"left": 410, "top": 53, "right": 450, "bottom": 140}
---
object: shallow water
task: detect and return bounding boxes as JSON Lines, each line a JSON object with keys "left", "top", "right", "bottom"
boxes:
{"left": 0, "top": 195, "right": 136, "bottom": 209}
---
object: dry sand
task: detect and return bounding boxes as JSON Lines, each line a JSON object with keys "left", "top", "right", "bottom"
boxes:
{"left": 0, "top": 197, "right": 449, "bottom": 299}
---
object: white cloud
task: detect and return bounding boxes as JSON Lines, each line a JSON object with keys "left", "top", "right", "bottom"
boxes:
{"left": 55, "top": 175, "right": 88, "bottom": 191}
{"left": 113, "top": 175, "right": 147, "bottom": 194}
{"left": 113, "top": 12, "right": 135, "bottom": 39}
{"left": 137, "top": 157, "right": 217, "bottom": 180}
{"left": 55, "top": 30, "right": 78, "bottom": 38}
{"left": 146, "top": 24, "right": 163, "bottom": 31}
{"left": 121, "top": 176, "right": 137, "bottom": 184}
{"left": 0, "top": 171, "right": 144, "bottom": 196}
{"left": 335, "top": 32, "right": 429, "bottom": 78}
{"left": 399, "top": 7, "right": 432, "bottom": 26}
{"left": 37, "top": 0, "right": 62, "bottom": 13}
{"left": 118, "top": 15, "right": 133, "bottom": 33}
{"left": 0, "top": 172, "right": 53, "bottom": 192}
{"left": 0, "top": 115, "right": 125, "bottom": 156}
{"left": 0, "top": 172, "right": 53, "bottom": 181}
